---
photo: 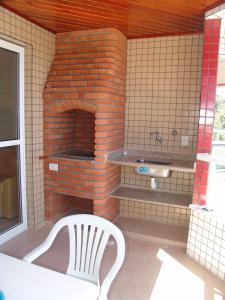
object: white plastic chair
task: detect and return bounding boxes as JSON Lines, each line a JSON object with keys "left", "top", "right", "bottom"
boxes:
{"left": 23, "top": 214, "right": 125, "bottom": 300}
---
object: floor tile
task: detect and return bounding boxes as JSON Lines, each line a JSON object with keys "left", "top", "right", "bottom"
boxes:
{"left": 0, "top": 217, "right": 225, "bottom": 300}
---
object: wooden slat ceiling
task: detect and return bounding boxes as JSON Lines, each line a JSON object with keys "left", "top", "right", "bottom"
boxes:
{"left": 0, "top": 0, "right": 224, "bottom": 38}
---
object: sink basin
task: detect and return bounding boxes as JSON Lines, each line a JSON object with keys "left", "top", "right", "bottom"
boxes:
{"left": 135, "top": 159, "right": 172, "bottom": 177}
{"left": 136, "top": 159, "right": 172, "bottom": 165}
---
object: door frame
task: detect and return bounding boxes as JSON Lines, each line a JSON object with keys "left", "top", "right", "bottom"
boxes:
{"left": 0, "top": 39, "right": 27, "bottom": 245}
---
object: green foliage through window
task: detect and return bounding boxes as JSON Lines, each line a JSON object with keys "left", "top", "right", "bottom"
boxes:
{"left": 214, "top": 96, "right": 225, "bottom": 129}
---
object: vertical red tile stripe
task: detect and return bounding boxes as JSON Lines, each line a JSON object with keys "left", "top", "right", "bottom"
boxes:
{"left": 193, "top": 18, "right": 221, "bottom": 205}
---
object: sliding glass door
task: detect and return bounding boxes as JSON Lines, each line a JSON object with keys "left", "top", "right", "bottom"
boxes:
{"left": 0, "top": 39, "right": 27, "bottom": 244}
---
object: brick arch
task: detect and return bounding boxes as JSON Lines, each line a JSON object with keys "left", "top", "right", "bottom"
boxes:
{"left": 49, "top": 100, "right": 97, "bottom": 114}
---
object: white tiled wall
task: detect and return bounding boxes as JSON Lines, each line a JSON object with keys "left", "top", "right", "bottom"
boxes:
{"left": 187, "top": 209, "right": 225, "bottom": 282}
{"left": 122, "top": 34, "right": 203, "bottom": 198}
{"left": 120, "top": 199, "right": 190, "bottom": 226}
{"left": 121, "top": 34, "right": 203, "bottom": 224}
{"left": 0, "top": 7, "right": 55, "bottom": 229}
{"left": 125, "top": 34, "right": 203, "bottom": 154}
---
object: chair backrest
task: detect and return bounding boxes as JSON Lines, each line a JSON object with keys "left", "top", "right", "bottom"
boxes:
{"left": 23, "top": 214, "right": 125, "bottom": 299}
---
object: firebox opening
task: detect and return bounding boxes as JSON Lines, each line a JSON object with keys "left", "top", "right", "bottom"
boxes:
{"left": 67, "top": 196, "right": 93, "bottom": 215}
{"left": 53, "top": 194, "right": 94, "bottom": 220}
{"left": 53, "top": 109, "right": 95, "bottom": 160}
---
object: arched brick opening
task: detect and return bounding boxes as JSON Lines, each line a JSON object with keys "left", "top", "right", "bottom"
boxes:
{"left": 44, "top": 108, "right": 95, "bottom": 158}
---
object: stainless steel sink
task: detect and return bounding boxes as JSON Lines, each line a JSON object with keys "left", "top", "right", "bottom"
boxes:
{"left": 135, "top": 159, "right": 172, "bottom": 177}
{"left": 136, "top": 159, "right": 172, "bottom": 165}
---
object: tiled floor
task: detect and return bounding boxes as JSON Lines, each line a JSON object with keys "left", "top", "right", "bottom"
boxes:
{"left": 115, "top": 217, "right": 189, "bottom": 246}
{"left": 1, "top": 217, "right": 225, "bottom": 300}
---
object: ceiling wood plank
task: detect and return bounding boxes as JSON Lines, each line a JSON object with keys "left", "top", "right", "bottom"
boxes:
{"left": 0, "top": 0, "right": 222, "bottom": 38}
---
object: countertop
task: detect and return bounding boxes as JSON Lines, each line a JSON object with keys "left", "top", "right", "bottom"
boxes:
{"left": 107, "top": 150, "right": 196, "bottom": 173}
{"left": 111, "top": 186, "right": 192, "bottom": 207}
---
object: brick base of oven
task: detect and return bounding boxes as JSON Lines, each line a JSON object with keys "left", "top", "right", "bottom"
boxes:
{"left": 45, "top": 191, "right": 119, "bottom": 222}
{"left": 44, "top": 157, "right": 121, "bottom": 222}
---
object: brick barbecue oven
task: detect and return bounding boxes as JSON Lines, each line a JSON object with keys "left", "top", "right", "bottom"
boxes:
{"left": 43, "top": 28, "right": 127, "bottom": 222}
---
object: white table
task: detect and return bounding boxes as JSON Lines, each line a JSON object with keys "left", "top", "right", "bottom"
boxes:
{"left": 0, "top": 253, "right": 99, "bottom": 300}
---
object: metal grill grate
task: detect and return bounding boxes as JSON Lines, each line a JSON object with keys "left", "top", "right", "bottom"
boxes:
{"left": 54, "top": 149, "right": 95, "bottom": 160}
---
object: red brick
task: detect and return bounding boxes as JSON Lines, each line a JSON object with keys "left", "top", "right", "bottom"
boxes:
{"left": 44, "top": 28, "right": 127, "bottom": 221}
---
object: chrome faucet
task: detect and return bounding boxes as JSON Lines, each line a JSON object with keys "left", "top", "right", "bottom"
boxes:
{"left": 150, "top": 131, "right": 163, "bottom": 143}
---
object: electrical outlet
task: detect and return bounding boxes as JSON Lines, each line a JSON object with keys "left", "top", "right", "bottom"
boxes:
{"left": 181, "top": 136, "right": 189, "bottom": 146}
{"left": 49, "top": 163, "right": 58, "bottom": 172}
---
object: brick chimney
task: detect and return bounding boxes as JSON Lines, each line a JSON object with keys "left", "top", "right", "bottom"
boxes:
{"left": 43, "top": 28, "right": 127, "bottom": 221}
